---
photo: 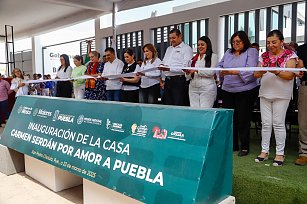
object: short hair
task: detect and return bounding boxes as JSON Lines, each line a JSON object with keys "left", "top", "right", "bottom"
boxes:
{"left": 251, "top": 42, "right": 259, "bottom": 48}
{"left": 289, "top": 41, "right": 299, "bottom": 51}
{"left": 89, "top": 51, "right": 100, "bottom": 59}
{"left": 105, "top": 47, "right": 115, "bottom": 54}
{"left": 169, "top": 28, "right": 181, "bottom": 36}
{"left": 230, "top": 31, "right": 251, "bottom": 54}
{"left": 73, "top": 55, "right": 84, "bottom": 65}
{"left": 267, "top": 29, "right": 284, "bottom": 41}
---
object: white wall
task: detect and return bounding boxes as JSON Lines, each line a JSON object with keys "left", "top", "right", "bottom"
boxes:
{"left": 95, "top": 0, "right": 303, "bottom": 59}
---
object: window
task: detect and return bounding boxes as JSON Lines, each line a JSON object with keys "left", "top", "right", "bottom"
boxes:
{"left": 283, "top": 4, "right": 292, "bottom": 42}
{"left": 297, "top": 2, "right": 305, "bottom": 43}
{"left": 272, "top": 7, "right": 279, "bottom": 30}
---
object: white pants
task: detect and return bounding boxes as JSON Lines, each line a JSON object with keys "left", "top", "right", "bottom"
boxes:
{"left": 189, "top": 86, "right": 216, "bottom": 108}
{"left": 260, "top": 97, "right": 290, "bottom": 155}
{"left": 74, "top": 85, "right": 85, "bottom": 99}
{"left": 42, "top": 88, "right": 50, "bottom": 96}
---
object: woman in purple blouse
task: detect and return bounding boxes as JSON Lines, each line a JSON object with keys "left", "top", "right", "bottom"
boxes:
{"left": 218, "top": 31, "right": 259, "bottom": 157}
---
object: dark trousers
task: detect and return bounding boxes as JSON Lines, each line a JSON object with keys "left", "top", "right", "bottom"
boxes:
{"left": 106, "top": 90, "right": 121, "bottom": 101}
{"left": 164, "top": 75, "right": 189, "bottom": 106}
{"left": 121, "top": 89, "right": 139, "bottom": 103}
{"left": 139, "top": 84, "right": 160, "bottom": 104}
{"left": 0, "top": 100, "right": 9, "bottom": 123}
{"left": 222, "top": 87, "right": 257, "bottom": 151}
{"left": 56, "top": 81, "right": 72, "bottom": 98}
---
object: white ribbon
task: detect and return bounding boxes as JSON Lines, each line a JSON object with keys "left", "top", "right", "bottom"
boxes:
{"left": 24, "top": 66, "right": 307, "bottom": 84}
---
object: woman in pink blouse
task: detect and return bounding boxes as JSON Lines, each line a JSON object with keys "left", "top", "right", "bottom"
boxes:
{"left": 254, "top": 30, "right": 297, "bottom": 166}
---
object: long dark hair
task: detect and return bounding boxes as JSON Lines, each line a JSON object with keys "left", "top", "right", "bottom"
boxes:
{"left": 59, "top": 54, "right": 70, "bottom": 72}
{"left": 198, "top": 36, "right": 213, "bottom": 67}
{"left": 230, "top": 31, "right": 251, "bottom": 54}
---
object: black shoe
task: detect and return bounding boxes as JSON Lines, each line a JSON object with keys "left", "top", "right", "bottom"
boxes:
{"left": 238, "top": 150, "right": 249, "bottom": 157}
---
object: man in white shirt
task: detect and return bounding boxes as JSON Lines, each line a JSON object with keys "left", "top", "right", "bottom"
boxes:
{"left": 160, "top": 29, "right": 193, "bottom": 106}
{"left": 103, "top": 47, "right": 124, "bottom": 101}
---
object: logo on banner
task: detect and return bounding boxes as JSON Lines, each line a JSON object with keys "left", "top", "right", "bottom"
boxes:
{"left": 17, "top": 105, "right": 32, "bottom": 115}
{"left": 168, "top": 131, "right": 186, "bottom": 141}
{"left": 33, "top": 108, "right": 53, "bottom": 118}
{"left": 33, "top": 108, "right": 38, "bottom": 116}
{"left": 52, "top": 110, "right": 75, "bottom": 123}
{"left": 77, "top": 115, "right": 84, "bottom": 124}
{"left": 52, "top": 110, "right": 60, "bottom": 121}
{"left": 106, "top": 118, "right": 124, "bottom": 132}
{"left": 77, "top": 115, "right": 102, "bottom": 126}
{"left": 152, "top": 126, "right": 167, "bottom": 140}
{"left": 131, "top": 123, "right": 148, "bottom": 137}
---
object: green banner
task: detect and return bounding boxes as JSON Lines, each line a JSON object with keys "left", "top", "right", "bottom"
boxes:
{"left": 0, "top": 96, "right": 233, "bottom": 204}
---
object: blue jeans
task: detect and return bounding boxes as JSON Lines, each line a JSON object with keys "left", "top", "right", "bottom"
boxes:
{"left": 106, "top": 90, "right": 121, "bottom": 101}
{"left": 0, "top": 100, "right": 9, "bottom": 123}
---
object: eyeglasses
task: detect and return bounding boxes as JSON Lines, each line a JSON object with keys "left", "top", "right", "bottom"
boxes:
{"left": 232, "top": 40, "right": 242, "bottom": 45}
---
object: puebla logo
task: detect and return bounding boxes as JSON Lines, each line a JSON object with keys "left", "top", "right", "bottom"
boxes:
{"left": 17, "top": 105, "right": 23, "bottom": 114}
{"left": 77, "top": 115, "right": 84, "bottom": 125}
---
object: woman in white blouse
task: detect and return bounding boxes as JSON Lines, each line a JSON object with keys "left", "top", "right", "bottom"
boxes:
{"left": 186, "top": 36, "right": 218, "bottom": 108}
{"left": 55, "top": 54, "right": 72, "bottom": 98}
{"left": 10, "top": 68, "right": 28, "bottom": 97}
{"left": 137, "top": 43, "right": 162, "bottom": 104}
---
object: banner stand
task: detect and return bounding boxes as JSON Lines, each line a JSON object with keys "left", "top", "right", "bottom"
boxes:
{"left": 220, "top": 196, "right": 236, "bottom": 204}
{"left": 0, "top": 144, "right": 25, "bottom": 175}
{"left": 83, "top": 179, "right": 143, "bottom": 204}
{"left": 25, "top": 155, "right": 82, "bottom": 192}
{"left": 83, "top": 178, "right": 235, "bottom": 204}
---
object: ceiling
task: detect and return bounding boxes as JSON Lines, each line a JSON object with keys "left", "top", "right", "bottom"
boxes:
{"left": 0, "top": 0, "right": 169, "bottom": 40}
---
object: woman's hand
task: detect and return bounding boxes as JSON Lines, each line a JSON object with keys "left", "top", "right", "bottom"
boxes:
{"left": 220, "top": 70, "right": 239, "bottom": 76}
{"left": 137, "top": 72, "right": 145, "bottom": 76}
{"left": 183, "top": 69, "right": 197, "bottom": 74}
{"left": 254, "top": 71, "right": 266, "bottom": 78}
{"left": 18, "top": 83, "right": 25, "bottom": 88}
{"left": 158, "top": 64, "right": 170, "bottom": 71}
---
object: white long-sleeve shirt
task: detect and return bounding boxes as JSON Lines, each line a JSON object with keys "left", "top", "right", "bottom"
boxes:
{"left": 56, "top": 66, "right": 72, "bottom": 79}
{"left": 10, "top": 77, "right": 29, "bottom": 97}
{"left": 162, "top": 42, "right": 193, "bottom": 76}
{"left": 189, "top": 53, "right": 218, "bottom": 89}
{"left": 103, "top": 58, "right": 124, "bottom": 90}
{"left": 139, "top": 58, "right": 162, "bottom": 88}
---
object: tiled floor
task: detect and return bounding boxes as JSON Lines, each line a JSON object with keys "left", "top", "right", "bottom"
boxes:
{"left": 0, "top": 172, "right": 82, "bottom": 204}
{"left": 0, "top": 126, "right": 83, "bottom": 204}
